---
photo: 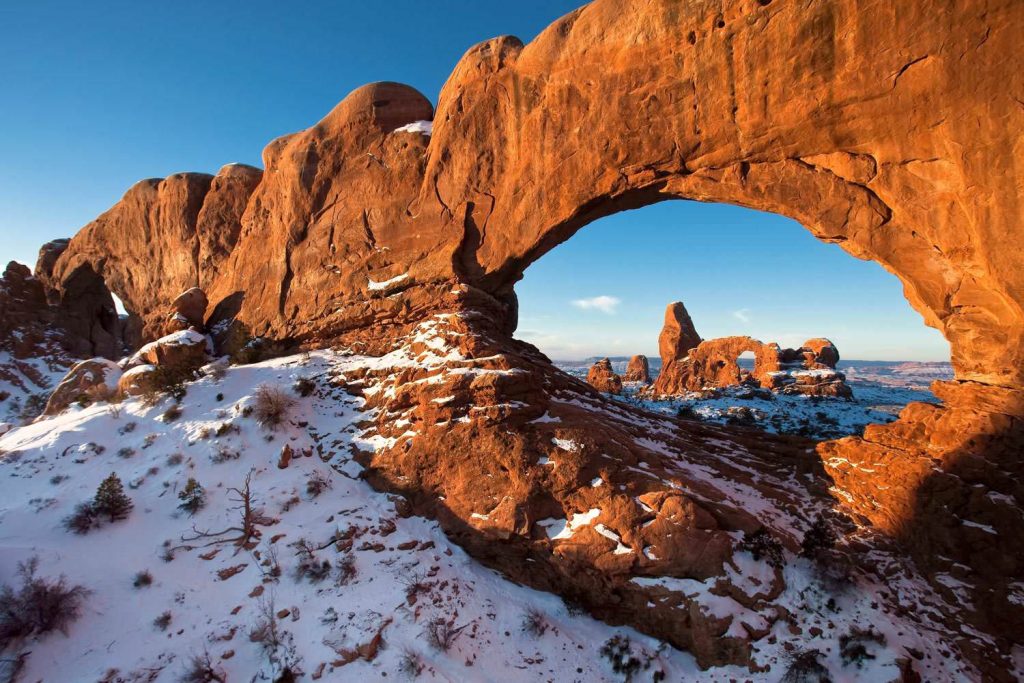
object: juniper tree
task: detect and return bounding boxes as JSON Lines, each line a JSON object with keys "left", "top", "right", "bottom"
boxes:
{"left": 93, "top": 473, "right": 133, "bottom": 522}
{"left": 800, "top": 514, "right": 838, "bottom": 559}
{"left": 177, "top": 478, "right": 206, "bottom": 516}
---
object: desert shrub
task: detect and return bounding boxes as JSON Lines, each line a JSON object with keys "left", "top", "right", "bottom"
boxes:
{"left": 63, "top": 502, "right": 96, "bottom": 534}
{"left": 252, "top": 384, "right": 296, "bottom": 429}
{"left": 177, "top": 478, "right": 206, "bottom": 516}
{"left": 335, "top": 554, "right": 357, "bottom": 586}
{"left": 93, "top": 473, "right": 133, "bottom": 522}
{"left": 49, "top": 475, "right": 68, "bottom": 485}
{"left": 19, "top": 393, "right": 49, "bottom": 423}
{"left": 248, "top": 599, "right": 283, "bottom": 653}
{"left": 521, "top": 607, "right": 548, "bottom": 637}
{"left": 210, "top": 446, "right": 240, "bottom": 464}
{"left": 293, "top": 540, "right": 331, "bottom": 583}
{"left": 214, "top": 421, "right": 239, "bottom": 437}
{"left": 161, "top": 404, "right": 183, "bottom": 422}
{"left": 153, "top": 611, "right": 172, "bottom": 631}
{"left": 167, "top": 453, "right": 184, "bottom": 466}
{"left": 813, "top": 551, "right": 856, "bottom": 596}
{"left": 205, "top": 363, "right": 227, "bottom": 382}
{"left": 293, "top": 377, "right": 316, "bottom": 397}
{"left": 399, "top": 649, "right": 424, "bottom": 678}
{"left": 562, "top": 593, "right": 588, "bottom": 617}
{"left": 402, "top": 573, "right": 432, "bottom": 605}
{"left": 85, "top": 382, "right": 118, "bottom": 404}
{"left": 118, "top": 421, "right": 137, "bottom": 435}
{"left": 676, "top": 405, "right": 701, "bottom": 421}
{"left": 305, "top": 471, "right": 332, "bottom": 498}
{"left": 599, "top": 635, "right": 642, "bottom": 678}
{"left": 117, "top": 447, "right": 136, "bottom": 459}
{"left": 425, "top": 618, "right": 466, "bottom": 652}
{"left": 180, "top": 651, "right": 226, "bottom": 683}
{"left": 839, "top": 625, "right": 886, "bottom": 667}
{"left": 737, "top": 527, "right": 784, "bottom": 568}
{"left": 0, "top": 557, "right": 89, "bottom": 647}
{"left": 150, "top": 365, "right": 196, "bottom": 402}
{"left": 800, "top": 514, "right": 838, "bottom": 560}
{"left": 133, "top": 570, "right": 153, "bottom": 588}
{"left": 781, "top": 648, "right": 830, "bottom": 682}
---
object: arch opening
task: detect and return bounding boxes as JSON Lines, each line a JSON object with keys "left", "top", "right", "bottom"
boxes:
{"left": 514, "top": 199, "right": 952, "bottom": 441}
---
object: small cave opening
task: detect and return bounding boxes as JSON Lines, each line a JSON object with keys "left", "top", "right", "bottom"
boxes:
{"left": 513, "top": 199, "right": 952, "bottom": 441}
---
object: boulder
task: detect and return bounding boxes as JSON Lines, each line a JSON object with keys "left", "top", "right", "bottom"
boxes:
{"left": 168, "top": 287, "right": 208, "bottom": 332}
{"left": 43, "top": 358, "right": 122, "bottom": 415}
{"left": 117, "top": 364, "right": 159, "bottom": 397}
{"left": 129, "top": 329, "right": 208, "bottom": 371}
{"left": 623, "top": 354, "right": 650, "bottom": 384}
{"left": 586, "top": 358, "right": 623, "bottom": 394}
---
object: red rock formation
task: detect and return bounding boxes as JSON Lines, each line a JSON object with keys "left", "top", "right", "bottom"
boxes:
{"left": 0, "top": 262, "right": 76, "bottom": 411}
{"left": 14, "top": 0, "right": 1024, "bottom": 674}
{"left": 43, "top": 358, "right": 121, "bottom": 415}
{"left": 586, "top": 357, "right": 623, "bottom": 394}
{"left": 658, "top": 302, "right": 702, "bottom": 366}
{"left": 168, "top": 287, "right": 208, "bottom": 333}
{"left": 623, "top": 354, "right": 650, "bottom": 384}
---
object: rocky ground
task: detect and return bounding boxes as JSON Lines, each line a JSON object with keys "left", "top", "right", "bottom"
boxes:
{"left": 556, "top": 358, "right": 952, "bottom": 440}
{"left": 0, "top": 322, "right": 982, "bottom": 682}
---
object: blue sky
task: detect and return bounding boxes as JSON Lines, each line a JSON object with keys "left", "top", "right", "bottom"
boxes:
{"left": 516, "top": 201, "right": 950, "bottom": 361}
{"left": 0, "top": 1, "right": 948, "bottom": 362}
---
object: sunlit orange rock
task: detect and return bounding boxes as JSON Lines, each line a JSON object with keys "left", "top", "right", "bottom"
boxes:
{"left": 586, "top": 357, "right": 623, "bottom": 394}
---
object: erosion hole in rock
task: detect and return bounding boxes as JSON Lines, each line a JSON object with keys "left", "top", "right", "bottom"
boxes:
{"left": 513, "top": 199, "right": 952, "bottom": 441}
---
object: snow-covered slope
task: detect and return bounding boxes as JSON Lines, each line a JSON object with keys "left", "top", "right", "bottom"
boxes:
{"left": 0, "top": 351, "right": 697, "bottom": 681}
{"left": 0, "top": 347, "right": 977, "bottom": 681}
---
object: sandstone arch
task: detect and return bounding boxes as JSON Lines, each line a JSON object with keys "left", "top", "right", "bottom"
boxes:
{"left": 28, "top": 0, "right": 1024, "bottom": 669}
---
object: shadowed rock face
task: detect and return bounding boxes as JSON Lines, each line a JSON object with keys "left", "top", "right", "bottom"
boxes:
{"left": 20, "top": 0, "right": 1024, "bottom": 675}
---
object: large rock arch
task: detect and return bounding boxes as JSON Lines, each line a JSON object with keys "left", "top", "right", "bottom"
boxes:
{"left": 29, "top": 0, "right": 1024, "bottom": 671}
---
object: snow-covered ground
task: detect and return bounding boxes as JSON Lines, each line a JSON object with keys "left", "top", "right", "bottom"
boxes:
{"left": 556, "top": 358, "right": 951, "bottom": 440}
{"left": 0, "top": 342, "right": 976, "bottom": 681}
{"left": 0, "top": 351, "right": 711, "bottom": 682}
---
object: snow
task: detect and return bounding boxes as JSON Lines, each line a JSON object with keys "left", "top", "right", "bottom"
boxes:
{"left": 393, "top": 120, "right": 433, "bottom": 135}
{"left": 367, "top": 273, "right": 409, "bottom": 292}
{"left": 554, "top": 358, "right": 948, "bottom": 440}
{"left": 0, "top": 351, "right": 711, "bottom": 682}
{"left": 0, "top": 335, "right": 985, "bottom": 682}
{"left": 129, "top": 329, "right": 208, "bottom": 365}
{"left": 551, "top": 436, "right": 580, "bottom": 451}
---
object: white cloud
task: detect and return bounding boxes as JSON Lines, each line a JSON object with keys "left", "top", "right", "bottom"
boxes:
{"left": 732, "top": 308, "right": 752, "bottom": 323}
{"left": 571, "top": 295, "right": 621, "bottom": 315}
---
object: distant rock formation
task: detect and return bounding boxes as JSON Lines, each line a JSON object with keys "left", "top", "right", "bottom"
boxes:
{"left": 623, "top": 354, "right": 650, "bottom": 384}
{"left": 586, "top": 357, "right": 623, "bottom": 394}
{"left": 650, "top": 303, "right": 851, "bottom": 398}
{"left": 658, "top": 302, "right": 702, "bottom": 366}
